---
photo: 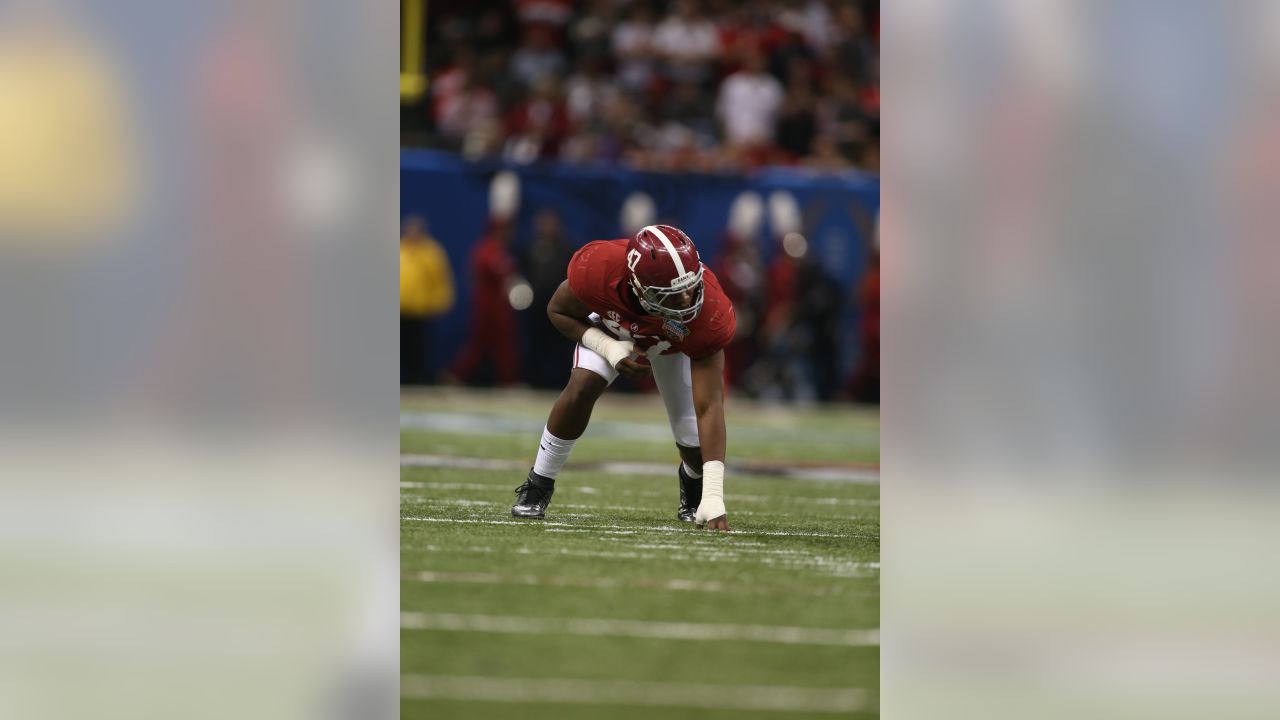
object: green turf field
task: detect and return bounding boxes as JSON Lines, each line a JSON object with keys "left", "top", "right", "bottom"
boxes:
{"left": 401, "top": 387, "right": 880, "bottom": 718}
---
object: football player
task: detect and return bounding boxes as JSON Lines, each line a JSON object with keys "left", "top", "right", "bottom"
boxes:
{"left": 511, "top": 224, "right": 736, "bottom": 531}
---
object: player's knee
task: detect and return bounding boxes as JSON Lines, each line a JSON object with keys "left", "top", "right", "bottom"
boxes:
{"left": 563, "top": 373, "right": 606, "bottom": 411}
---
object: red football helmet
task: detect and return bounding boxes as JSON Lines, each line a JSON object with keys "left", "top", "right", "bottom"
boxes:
{"left": 625, "top": 224, "right": 705, "bottom": 322}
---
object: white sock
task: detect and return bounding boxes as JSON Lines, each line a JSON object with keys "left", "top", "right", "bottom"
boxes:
{"left": 682, "top": 461, "right": 702, "bottom": 479}
{"left": 533, "top": 427, "right": 576, "bottom": 480}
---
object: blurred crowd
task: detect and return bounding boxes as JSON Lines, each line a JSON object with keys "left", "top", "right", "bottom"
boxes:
{"left": 400, "top": 204, "right": 879, "bottom": 403}
{"left": 403, "top": 0, "right": 879, "bottom": 173}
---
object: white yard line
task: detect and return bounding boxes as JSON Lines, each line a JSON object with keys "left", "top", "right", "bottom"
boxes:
{"left": 402, "top": 497, "right": 661, "bottom": 513}
{"left": 406, "top": 543, "right": 879, "bottom": 580}
{"left": 401, "top": 453, "right": 879, "bottom": 484}
{"left": 400, "top": 482, "right": 879, "bottom": 507}
{"left": 401, "top": 410, "right": 878, "bottom": 452}
{"left": 403, "top": 516, "right": 596, "bottom": 529}
{"left": 402, "top": 455, "right": 521, "bottom": 471}
{"left": 406, "top": 570, "right": 731, "bottom": 592}
{"left": 400, "top": 612, "right": 879, "bottom": 647}
{"left": 401, "top": 481, "right": 517, "bottom": 491}
{"left": 406, "top": 568, "right": 872, "bottom": 593}
{"left": 401, "top": 515, "right": 859, "bottom": 538}
{"left": 557, "top": 503, "right": 650, "bottom": 511}
{"left": 545, "top": 528, "right": 644, "bottom": 535}
{"left": 401, "top": 411, "right": 675, "bottom": 441}
{"left": 401, "top": 479, "right": 880, "bottom": 507}
{"left": 735, "top": 494, "right": 880, "bottom": 506}
{"left": 400, "top": 674, "right": 871, "bottom": 714}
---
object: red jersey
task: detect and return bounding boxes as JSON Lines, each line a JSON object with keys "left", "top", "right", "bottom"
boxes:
{"left": 470, "top": 234, "right": 516, "bottom": 306}
{"left": 568, "top": 239, "right": 736, "bottom": 360}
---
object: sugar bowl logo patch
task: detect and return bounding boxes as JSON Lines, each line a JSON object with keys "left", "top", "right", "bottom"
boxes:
{"left": 663, "top": 319, "right": 690, "bottom": 340}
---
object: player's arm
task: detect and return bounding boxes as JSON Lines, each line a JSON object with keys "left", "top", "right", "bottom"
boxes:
{"left": 546, "top": 281, "right": 649, "bottom": 377}
{"left": 691, "top": 348, "right": 729, "bottom": 531}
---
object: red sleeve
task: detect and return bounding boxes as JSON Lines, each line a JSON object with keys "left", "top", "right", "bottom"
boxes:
{"left": 566, "top": 241, "right": 616, "bottom": 310}
{"left": 685, "top": 292, "right": 736, "bottom": 360}
{"left": 701, "top": 310, "right": 736, "bottom": 359}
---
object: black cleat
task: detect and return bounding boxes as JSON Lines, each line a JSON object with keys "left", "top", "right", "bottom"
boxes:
{"left": 512, "top": 469, "right": 554, "bottom": 519}
{"left": 677, "top": 463, "right": 701, "bottom": 522}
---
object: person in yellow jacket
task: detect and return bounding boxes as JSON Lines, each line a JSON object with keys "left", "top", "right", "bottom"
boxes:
{"left": 400, "top": 216, "right": 455, "bottom": 384}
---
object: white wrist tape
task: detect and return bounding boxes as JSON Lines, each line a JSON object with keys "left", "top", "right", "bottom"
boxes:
{"left": 695, "top": 460, "right": 726, "bottom": 525}
{"left": 581, "top": 327, "right": 634, "bottom": 369}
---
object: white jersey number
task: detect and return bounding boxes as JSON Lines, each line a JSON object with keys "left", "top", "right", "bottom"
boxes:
{"left": 601, "top": 317, "right": 673, "bottom": 357}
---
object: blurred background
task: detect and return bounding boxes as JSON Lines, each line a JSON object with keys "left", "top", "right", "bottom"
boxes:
{"left": 10, "top": 0, "right": 1279, "bottom": 716}
{"left": 400, "top": 0, "right": 880, "bottom": 404}
{"left": 0, "top": 2, "right": 396, "bottom": 719}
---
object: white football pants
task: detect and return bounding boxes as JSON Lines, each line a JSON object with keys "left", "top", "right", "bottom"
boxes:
{"left": 573, "top": 342, "right": 700, "bottom": 448}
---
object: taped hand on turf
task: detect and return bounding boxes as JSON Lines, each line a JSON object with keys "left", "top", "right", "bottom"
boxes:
{"left": 695, "top": 461, "right": 730, "bottom": 532}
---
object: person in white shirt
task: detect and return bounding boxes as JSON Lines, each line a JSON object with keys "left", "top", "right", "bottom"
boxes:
{"left": 611, "top": 3, "right": 657, "bottom": 92}
{"left": 653, "top": 0, "right": 721, "bottom": 85}
{"left": 716, "top": 51, "right": 784, "bottom": 148}
{"left": 565, "top": 56, "right": 619, "bottom": 125}
{"left": 510, "top": 25, "right": 567, "bottom": 88}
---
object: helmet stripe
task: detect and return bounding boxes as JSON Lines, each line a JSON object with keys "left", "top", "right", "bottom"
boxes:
{"left": 643, "top": 224, "right": 687, "bottom": 276}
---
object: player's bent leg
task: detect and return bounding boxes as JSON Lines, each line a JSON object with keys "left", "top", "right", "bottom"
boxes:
{"left": 650, "top": 352, "right": 704, "bottom": 521}
{"left": 513, "top": 367, "right": 611, "bottom": 519}
{"left": 547, "top": 368, "right": 610, "bottom": 440}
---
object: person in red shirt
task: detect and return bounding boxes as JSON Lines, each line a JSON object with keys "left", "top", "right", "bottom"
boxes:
{"left": 511, "top": 224, "right": 736, "bottom": 531}
{"left": 845, "top": 246, "right": 880, "bottom": 403}
{"left": 445, "top": 220, "right": 521, "bottom": 386}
